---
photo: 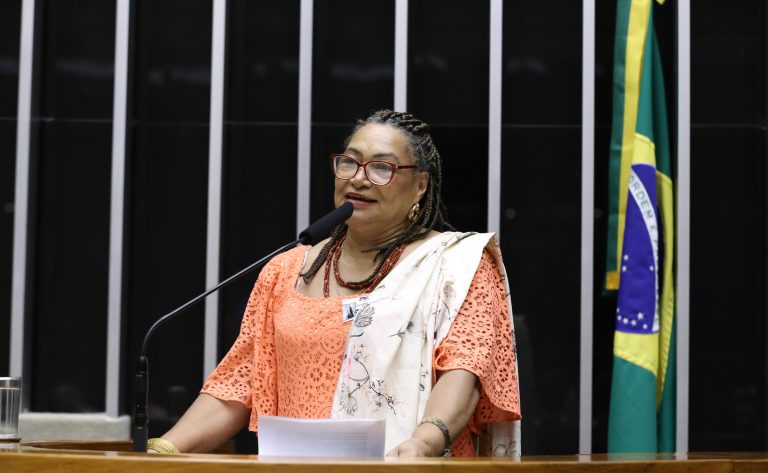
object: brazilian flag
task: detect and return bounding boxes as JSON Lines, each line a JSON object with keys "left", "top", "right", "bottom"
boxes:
{"left": 605, "top": 0, "right": 676, "bottom": 453}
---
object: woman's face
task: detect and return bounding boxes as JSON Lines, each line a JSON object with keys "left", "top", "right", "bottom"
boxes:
{"left": 334, "top": 123, "right": 428, "bottom": 234}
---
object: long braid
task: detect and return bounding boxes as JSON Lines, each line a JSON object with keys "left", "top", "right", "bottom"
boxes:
{"left": 301, "top": 109, "right": 452, "bottom": 286}
{"left": 301, "top": 224, "right": 346, "bottom": 284}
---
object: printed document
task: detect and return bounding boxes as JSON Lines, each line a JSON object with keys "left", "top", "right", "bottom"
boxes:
{"left": 258, "top": 416, "right": 386, "bottom": 458}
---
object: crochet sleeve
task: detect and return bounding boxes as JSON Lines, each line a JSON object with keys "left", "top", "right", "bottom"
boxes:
{"left": 200, "top": 253, "right": 283, "bottom": 420}
{"left": 433, "top": 250, "right": 521, "bottom": 427}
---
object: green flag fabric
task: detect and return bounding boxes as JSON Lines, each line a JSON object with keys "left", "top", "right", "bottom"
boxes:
{"left": 606, "top": 0, "right": 676, "bottom": 453}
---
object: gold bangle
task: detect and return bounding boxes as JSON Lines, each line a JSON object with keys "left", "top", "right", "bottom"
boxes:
{"left": 418, "top": 416, "right": 452, "bottom": 456}
{"left": 147, "top": 437, "right": 180, "bottom": 454}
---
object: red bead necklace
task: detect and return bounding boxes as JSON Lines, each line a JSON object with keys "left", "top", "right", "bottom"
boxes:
{"left": 323, "top": 233, "right": 408, "bottom": 297}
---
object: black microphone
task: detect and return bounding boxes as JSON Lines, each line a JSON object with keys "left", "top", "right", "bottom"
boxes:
{"left": 299, "top": 201, "right": 353, "bottom": 244}
{"left": 133, "top": 202, "right": 353, "bottom": 452}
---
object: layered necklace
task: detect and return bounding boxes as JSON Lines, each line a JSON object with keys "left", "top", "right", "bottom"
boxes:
{"left": 323, "top": 232, "right": 408, "bottom": 297}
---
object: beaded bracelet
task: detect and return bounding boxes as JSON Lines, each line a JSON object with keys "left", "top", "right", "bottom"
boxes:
{"left": 418, "top": 416, "right": 452, "bottom": 457}
{"left": 147, "top": 437, "right": 180, "bottom": 454}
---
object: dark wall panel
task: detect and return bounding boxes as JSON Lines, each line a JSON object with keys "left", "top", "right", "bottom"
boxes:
{"left": 501, "top": 0, "right": 582, "bottom": 455}
{"left": 408, "top": 0, "right": 489, "bottom": 125}
{"left": 226, "top": 0, "right": 300, "bottom": 123}
{"left": 133, "top": 0, "right": 212, "bottom": 123}
{"left": 0, "top": 0, "right": 21, "bottom": 377}
{"left": 689, "top": 0, "right": 767, "bottom": 451}
{"left": 39, "top": 0, "right": 115, "bottom": 119}
{"left": 0, "top": 0, "right": 22, "bottom": 118}
{"left": 28, "top": 0, "right": 115, "bottom": 411}
{"left": 431, "top": 126, "right": 487, "bottom": 232}
{"left": 691, "top": 1, "right": 765, "bottom": 125}
{"left": 502, "top": 2, "right": 581, "bottom": 125}
{"left": 124, "top": 0, "right": 212, "bottom": 432}
{"left": 125, "top": 123, "right": 209, "bottom": 433}
{"left": 409, "top": 0, "right": 489, "bottom": 232}
{"left": 500, "top": 127, "right": 581, "bottom": 455}
{"left": 0, "top": 121, "right": 17, "bottom": 378}
{"left": 30, "top": 121, "right": 111, "bottom": 411}
{"left": 311, "top": 0, "right": 394, "bottom": 125}
{"left": 689, "top": 127, "right": 766, "bottom": 451}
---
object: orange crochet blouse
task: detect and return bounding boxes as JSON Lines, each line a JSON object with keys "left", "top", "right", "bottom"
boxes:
{"left": 202, "top": 245, "right": 520, "bottom": 456}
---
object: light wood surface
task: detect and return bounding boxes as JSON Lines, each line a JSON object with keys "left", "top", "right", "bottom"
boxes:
{"left": 0, "top": 441, "right": 766, "bottom": 473}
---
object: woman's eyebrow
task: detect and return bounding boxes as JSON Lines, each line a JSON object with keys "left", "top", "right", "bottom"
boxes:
{"left": 345, "top": 146, "right": 401, "bottom": 163}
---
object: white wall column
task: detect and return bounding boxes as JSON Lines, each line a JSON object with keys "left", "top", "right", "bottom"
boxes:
{"left": 10, "top": 1, "right": 37, "bottom": 405}
{"left": 296, "top": 0, "right": 314, "bottom": 233}
{"left": 106, "top": 0, "right": 132, "bottom": 417}
{"left": 676, "top": 0, "right": 691, "bottom": 454}
{"left": 394, "top": 0, "right": 408, "bottom": 112}
{"left": 579, "top": 0, "right": 596, "bottom": 455}
{"left": 203, "top": 0, "right": 228, "bottom": 379}
{"left": 487, "top": 0, "right": 502, "bottom": 236}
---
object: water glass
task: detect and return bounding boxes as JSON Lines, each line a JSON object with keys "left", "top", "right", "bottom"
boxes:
{"left": 0, "top": 377, "right": 22, "bottom": 441}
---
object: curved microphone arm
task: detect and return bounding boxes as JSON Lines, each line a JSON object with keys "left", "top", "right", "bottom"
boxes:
{"left": 133, "top": 202, "right": 353, "bottom": 452}
{"left": 133, "top": 239, "right": 300, "bottom": 452}
{"left": 139, "top": 239, "right": 300, "bottom": 359}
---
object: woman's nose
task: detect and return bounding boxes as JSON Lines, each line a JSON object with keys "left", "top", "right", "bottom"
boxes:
{"left": 350, "top": 165, "right": 370, "bottom": 185}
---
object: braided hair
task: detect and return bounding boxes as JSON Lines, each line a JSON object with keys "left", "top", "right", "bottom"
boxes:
{"left": 301, "top": 109, "right": 452, "bottom": 286}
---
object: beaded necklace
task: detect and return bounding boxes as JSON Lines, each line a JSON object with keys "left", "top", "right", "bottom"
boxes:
{"left": 323, "top": 232, "right": 408, "bottom": 297}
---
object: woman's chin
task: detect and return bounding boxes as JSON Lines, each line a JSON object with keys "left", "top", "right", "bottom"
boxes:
{"left": 344, "top": 214, "right": 369, "bottom": 228}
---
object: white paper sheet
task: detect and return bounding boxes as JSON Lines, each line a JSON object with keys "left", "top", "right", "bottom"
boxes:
{"left": 258, "top": 416, "right": 386, "bottom": 458}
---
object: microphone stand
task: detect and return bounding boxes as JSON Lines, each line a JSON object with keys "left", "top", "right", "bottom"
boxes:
{"left": 133, "top": 239, "right": 300, "bottom": 452}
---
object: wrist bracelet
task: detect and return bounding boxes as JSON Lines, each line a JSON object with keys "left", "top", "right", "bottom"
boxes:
{"left": 418, "top": 416, "right": 452, "bottom": 456}
{"left": 147, "top": 437, "right": 180, "bottom": 454}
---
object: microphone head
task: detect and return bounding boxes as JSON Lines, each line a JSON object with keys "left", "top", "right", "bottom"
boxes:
{"left": 298, "top": 202, "right": 354, "bottom": 244}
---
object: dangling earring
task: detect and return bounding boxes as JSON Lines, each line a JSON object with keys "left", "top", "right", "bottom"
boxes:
{"left": 408, "top": 202, "right": 420, "bottom": 222}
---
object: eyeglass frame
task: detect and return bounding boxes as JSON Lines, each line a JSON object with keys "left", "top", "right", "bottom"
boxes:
{"left": 329, "top": 154, "right": 419, "bottom": 186}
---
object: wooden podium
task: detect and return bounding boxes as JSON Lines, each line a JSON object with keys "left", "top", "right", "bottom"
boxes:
{"left": 1, "top": 441, "right": 766, "bottom": 472}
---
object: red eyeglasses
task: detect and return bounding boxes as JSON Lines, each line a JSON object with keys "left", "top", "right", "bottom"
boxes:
{"left": 330, "top": 154, "right": 418, "bottom": 186}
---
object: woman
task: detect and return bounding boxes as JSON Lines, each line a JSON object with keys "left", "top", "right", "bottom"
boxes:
{"left": 148, "top": 110, "right": 520, "bottom": 457}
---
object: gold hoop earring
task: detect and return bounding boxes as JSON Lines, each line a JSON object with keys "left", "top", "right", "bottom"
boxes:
{"left": 408, "top": 203, "right": 420, "bottom": 222}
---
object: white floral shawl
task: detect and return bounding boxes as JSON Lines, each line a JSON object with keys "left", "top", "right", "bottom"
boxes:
{"left": 330, "top": 231, "right": 521, "bottom": 455}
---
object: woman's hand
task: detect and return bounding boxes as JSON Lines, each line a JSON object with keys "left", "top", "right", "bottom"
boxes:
{"left": 386, "top": 369, "right": 480, "bottom": 457}
{"left": 386, "top": 437, "right": 438, "bottom": 457}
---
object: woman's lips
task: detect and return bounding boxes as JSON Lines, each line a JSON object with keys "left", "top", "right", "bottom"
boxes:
{"left": 346, "top": 193, "right": 376, "bottom": 207}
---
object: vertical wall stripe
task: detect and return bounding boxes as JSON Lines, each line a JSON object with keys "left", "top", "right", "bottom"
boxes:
{"left": 296, "top": 0, "right": 313, "bottom": 233}
{"left": 10, "top": 0, "right": 36, "bottom": 390}
{"left": 393, "top": 0, "right": 408, "bottom": 112}
{"left": 487, "top": 0, "right": 502, "bottom": 236}
{"left": 579, "top": 0, "right": 596, "bottom": 455}
{"left": 106, "top": 0, "right": 131, "bottom": 417}
{"left": 676, "top": 0, "right": 691, "bottom": 453}
{"left": 203, "top": 0, "right": 227, "bottom": 379}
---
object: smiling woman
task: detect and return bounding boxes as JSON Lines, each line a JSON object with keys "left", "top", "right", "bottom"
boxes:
{"left": 152, "top": 110, "right": 522, "bottom": 458}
